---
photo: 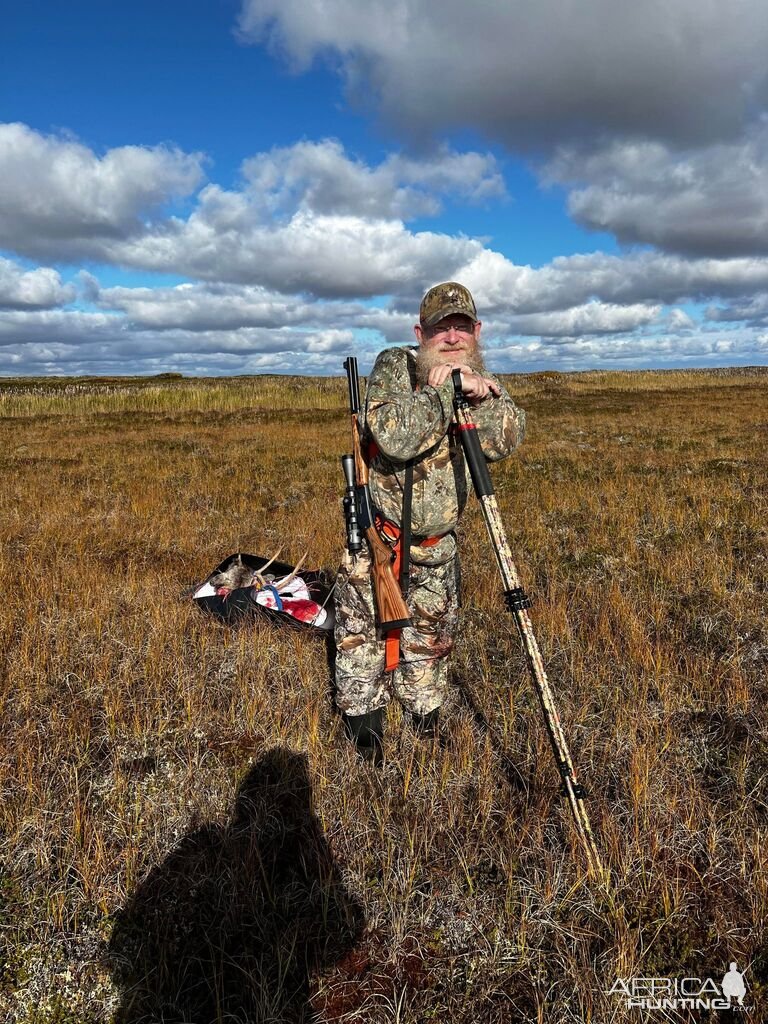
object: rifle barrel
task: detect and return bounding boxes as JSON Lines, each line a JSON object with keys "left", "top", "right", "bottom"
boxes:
{"left": 342, "top": 355, "right": 412, "bottom": 633}
{"left": 344, "top": 356, "right": 360, "bottom": 415}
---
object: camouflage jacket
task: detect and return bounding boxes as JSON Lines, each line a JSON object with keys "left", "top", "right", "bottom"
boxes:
{"left": 364, "top": 346, "right": 526, "bottom": 565}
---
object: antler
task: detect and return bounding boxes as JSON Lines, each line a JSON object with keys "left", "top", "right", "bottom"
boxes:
{"left": 274, "top": 550, "right": 308, "bottom": 593}
{"left": 251, "top": 546, "right": 285, "bottom": 590}
{"left": 257, "top": 546, "right": 284, "bottom": 576}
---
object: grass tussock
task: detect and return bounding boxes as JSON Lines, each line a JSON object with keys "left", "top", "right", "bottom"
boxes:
{"left": 1, "top": 367, "right": 768, "bottom": 1022}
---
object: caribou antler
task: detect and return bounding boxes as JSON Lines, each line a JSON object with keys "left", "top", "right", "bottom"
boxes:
{"left": 251, "top": 546, "right": 285, "bottom": 590}
{"left": 274, "top": 550, "right": 309, "bottom": 593}
{"left": 257, "top": 546, "right": 283, "bottom": 576}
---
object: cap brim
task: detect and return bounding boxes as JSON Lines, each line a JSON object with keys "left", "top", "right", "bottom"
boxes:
{"left": 422, "top": 304, "right": 478, "bottom": 327}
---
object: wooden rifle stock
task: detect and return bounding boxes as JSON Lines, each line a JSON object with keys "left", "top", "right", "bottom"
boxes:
{"left": 344, "top": 358, "right": 411, "bottom": 633}
{"left": 366, "top": 521, "right": 411, "bottom": 632}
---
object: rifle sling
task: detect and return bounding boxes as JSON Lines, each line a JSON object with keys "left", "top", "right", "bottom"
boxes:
{"left": 400, "top": 459, "right": 413, "bottom": 594}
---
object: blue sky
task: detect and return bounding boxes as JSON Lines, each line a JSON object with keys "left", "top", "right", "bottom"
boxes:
{"left": 2, "top": 0, "right": 768, "bottom": 375}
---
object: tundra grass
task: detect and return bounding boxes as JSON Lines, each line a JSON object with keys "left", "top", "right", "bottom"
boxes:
{"left": 1, "top": 367, "right": 767, "bottom": 1022}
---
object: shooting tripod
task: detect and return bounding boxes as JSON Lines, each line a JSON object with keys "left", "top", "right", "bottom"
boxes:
{"left": 451, "top": 370, "right": 605, "bottom": 880}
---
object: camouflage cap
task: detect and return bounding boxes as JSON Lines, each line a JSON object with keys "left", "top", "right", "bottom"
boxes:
{"left": 419, "top": 282, "right": 478, "bottom": 327}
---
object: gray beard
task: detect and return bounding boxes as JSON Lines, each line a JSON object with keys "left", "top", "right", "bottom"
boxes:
{"left": 414, "top": 342, "right": 486, "bottom": 387}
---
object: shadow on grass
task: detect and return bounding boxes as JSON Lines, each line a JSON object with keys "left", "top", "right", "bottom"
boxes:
{"left": 453, "top": 669, "right": 533, "bottom": 801}
{"left": 108, "top": 747, "right": 364, "bottom": 1023}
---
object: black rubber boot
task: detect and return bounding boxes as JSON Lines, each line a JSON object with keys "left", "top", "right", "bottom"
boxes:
{"left": 343, "top": 708, "right": 386, "bottom": 766}
{"left": 410, "top": 707, "right": 440, "bottom": 739}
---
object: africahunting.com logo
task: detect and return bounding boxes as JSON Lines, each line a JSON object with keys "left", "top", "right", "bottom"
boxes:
{"left": 607, "top": 962, "right": 749, "bottom": 1011}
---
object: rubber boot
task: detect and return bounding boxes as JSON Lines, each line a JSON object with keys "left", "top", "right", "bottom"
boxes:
{"left": 410, "top": 707, "right": 440, "bottom": 739}
{"left": 343, "top": 708, "right": 385, "bottom": 766}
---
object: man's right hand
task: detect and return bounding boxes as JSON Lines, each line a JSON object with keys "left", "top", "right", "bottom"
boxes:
{"left": 427, "top": 363, "right": 501, "bottom": 402}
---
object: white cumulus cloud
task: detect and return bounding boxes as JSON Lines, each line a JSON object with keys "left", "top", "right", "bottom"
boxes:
{"left": 0, "top": 256, "right": 75, "bottom": 310}
{"left": 241, "top": 139, "right": 504, "bottom": 219}
{"left": 237, "top": 0, "right": 768, "bottom": 149}
{"left": 0, "top": 127, "right": 497, "bottom": 295}
{"left": 107, "top": 203, "right": 484, "bottom": 295}
{"left": 508, "top": 302, "right": 660, "bottom": 338}
{"left": 706, "top": 293, "right": 768, "bottom": 326}
{"left": 546, "top": 127, "right": 768, "bottom": 256}
{"left": 0, "top": 123, "right": 205, "bottom": 261}
{"left": 235, "top": 1, "right": 768, "bottom": 265}
{"left": 455, "top": 249, "right": 768, "bottom": 315}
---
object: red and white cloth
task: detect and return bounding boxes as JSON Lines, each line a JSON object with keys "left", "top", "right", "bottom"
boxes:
{"left": 253, "top": 574, "right": 327, "bottom": 626}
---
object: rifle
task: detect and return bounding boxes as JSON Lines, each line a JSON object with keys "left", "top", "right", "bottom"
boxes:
{"left": 451, "top": 369, "right": 606, "bottom": 880}
{"left": 342, "top": 357, "right": 411, "bottom": 634}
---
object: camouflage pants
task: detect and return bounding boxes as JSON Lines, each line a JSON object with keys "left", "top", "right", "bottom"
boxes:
{"left": 333, "top": 546, "right": 460, "bottom": 716}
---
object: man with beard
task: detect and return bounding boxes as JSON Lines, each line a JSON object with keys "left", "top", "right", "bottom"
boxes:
{"left": 335, "top": 282, "right": 526, "bottom": 762}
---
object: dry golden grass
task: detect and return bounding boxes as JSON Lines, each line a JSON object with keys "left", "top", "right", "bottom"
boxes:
{"left": 1, "top": 366, "right": 767, "bottom": 1022}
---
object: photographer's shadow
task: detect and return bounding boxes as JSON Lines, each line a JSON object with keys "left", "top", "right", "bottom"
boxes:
{"left": 109, "top": 747, "right": 364, "bottom": 1023}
